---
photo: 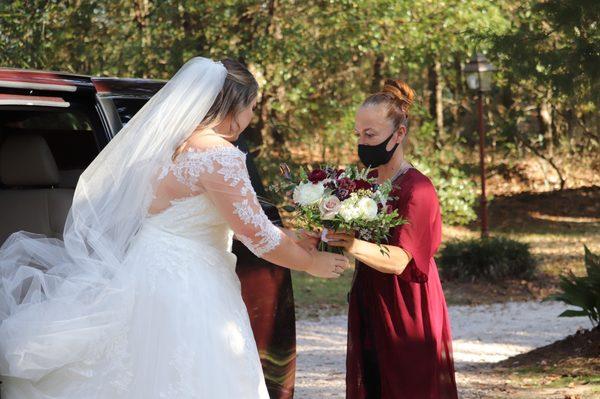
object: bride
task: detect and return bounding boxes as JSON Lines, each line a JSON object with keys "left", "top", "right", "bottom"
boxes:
{"left": 0, "top": 57, "right": 349, "bottom": 398}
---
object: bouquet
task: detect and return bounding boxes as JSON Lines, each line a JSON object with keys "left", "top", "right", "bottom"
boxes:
{"left": 279, "top": 164, "right": 407, "bottom": 254}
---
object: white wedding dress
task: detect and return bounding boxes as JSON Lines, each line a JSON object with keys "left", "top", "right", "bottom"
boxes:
{"left": 0, "top": 145, "right": 282, "bottom": 398}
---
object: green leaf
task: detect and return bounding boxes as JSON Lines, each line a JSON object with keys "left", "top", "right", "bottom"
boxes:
{"left": 558, "top": 309, "right": 589, "bottom": 318}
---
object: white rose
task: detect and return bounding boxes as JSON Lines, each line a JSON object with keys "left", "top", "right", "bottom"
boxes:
{"left": 293, "top": 182, "right": 325, "bottom": 206}
{"left": 339, "top": 197, "right": 361, "bottom": 222}
{"left": 319, "top": 195, "right": 342, "bottom": 220}
{"left": 357, "top": 197, "right": 378, "bottom": 221}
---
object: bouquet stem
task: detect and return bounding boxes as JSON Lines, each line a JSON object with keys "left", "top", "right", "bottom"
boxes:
{"left": 318, "top": 240, "right": 345, "bottom": 255}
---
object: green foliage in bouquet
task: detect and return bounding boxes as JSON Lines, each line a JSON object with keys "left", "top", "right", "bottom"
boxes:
{"left": 438, "top": 236, "right": 536, "bottom": 281}
{"left": 549, "top": 246, "right": 600, "bottom": 328}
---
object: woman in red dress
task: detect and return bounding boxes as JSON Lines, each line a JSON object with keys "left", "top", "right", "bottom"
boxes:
{"left": 326, "top": 79, "right": 458, "bottom": 398}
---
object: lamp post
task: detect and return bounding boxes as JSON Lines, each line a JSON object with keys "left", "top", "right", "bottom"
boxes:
{"left": 464, "top": 53, "right": 495, "bottom": 238}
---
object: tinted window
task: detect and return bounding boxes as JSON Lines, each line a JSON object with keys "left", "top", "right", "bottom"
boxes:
{"left": 0, "top": 108, "right": 98, "bottom": 170}
{"left": 1, "top": 109, "right": 92, "bottom": 131}
{"left": 112, "top": 98, "right": 148, "bottom": 125}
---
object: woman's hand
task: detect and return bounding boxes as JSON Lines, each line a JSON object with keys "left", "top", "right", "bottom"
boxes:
{"left": 306, "top": 249, "right": 351, "bottom": 278}
{"left": 324, "top": 230, "right": 360, "bottom": 255}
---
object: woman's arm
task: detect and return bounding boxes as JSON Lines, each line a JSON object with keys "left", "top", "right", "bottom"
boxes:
{"left": 325, "top": 232, "right": 412, "bottom": 275}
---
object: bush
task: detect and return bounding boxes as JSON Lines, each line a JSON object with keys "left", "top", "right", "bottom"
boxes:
{"left": 428, "top": 164, "right": 478, "bottom": 226}
{"left": 412, "top": 157, "right": 478, "bottom": 226}
{"left": 550, "top": 246, "right": 600, "bottom": 328}
{"left": 438, "top": 236, "right": 536, "bottom": 281}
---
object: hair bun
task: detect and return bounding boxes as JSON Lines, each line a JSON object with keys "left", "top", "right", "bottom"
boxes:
{"left": 382, "top": 79, "right": 415, "bottom": 113}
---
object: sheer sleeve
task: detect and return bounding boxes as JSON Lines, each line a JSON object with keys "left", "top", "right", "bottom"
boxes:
{"left": 165, "top": 145, "right": 285, "bottom": 258}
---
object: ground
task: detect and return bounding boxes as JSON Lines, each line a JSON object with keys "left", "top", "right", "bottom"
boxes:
{"left": 291, "top": 185, "right": 600, "bottom": 397}
{"left": 294, "top": 303, "right": 598, "bottom": 398}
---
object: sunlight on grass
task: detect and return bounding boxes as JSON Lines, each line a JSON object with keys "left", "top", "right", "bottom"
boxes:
{"left": 511, "top": 366, "right": 600, "bottom": 390}
{"left": 292, "top": 268, "right": 354, "bottom": 319}
{"left": 528, "top": 211, "right": 600, "bottom": 224}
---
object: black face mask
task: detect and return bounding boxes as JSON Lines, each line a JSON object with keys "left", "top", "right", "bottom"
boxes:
{"left": 358, "top": 132, "right": 399, "bottom": 168}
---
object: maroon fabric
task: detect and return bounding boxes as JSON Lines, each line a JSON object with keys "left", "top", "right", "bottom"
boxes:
{"left": 346, "top": 168, "right": 458, "bottom": 399}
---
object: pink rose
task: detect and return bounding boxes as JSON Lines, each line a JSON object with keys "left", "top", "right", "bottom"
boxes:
{"left": 319, "top": 195, "right": 342, "bottom": 220}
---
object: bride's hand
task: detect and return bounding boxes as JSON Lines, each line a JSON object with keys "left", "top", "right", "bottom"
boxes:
{"left": 282, "top": 228, "right": 320, "bottom": 252}
{"left": 306, "top": 249, "right": 350, "bottom": 279}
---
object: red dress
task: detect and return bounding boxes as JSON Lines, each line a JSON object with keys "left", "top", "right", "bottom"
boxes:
{"left": 346, "top": 168, "right": 458, "bottom": 399}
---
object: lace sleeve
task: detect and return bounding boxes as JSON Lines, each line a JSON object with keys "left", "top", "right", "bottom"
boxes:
{"left": 168, "top": 145, "right": 284, "bottom": 257}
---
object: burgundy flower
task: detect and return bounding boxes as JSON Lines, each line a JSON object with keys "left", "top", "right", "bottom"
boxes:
{"left": 335, "top": 178, "right": 357, "bottom": 200}
{"left": 337, "top": 177, "right": 356, "bottom": 192}
{"left": 308, "top": 169, "right": 328, "bottom": 183}
{"left": 324, "top": 181, "right": 336, "bottom": 190}
{"left": 354, "top": 179, "right": 372, "bottom": 191}
{"left": 377, "top": 203, "right": 394, "bottom": 214}
{"left": 389, "top": 187, "right": 402, "bottom": 198}
{"left": 367, "top": 169, "right": 379, "bottom": 179}
{"left": 336, "top": 188, "right": 351, "bottom": 201}
{"left": 335, "top": 169, "right": 346, "bottom": 178}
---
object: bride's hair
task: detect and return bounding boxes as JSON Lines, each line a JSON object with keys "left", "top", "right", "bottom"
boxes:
{"left": 174, "top": 58, "right": 258, "bottom": 159}
{"left": 198, "top": 58, "right": 259, "bottom": 130}
{"left": 363, "top": 79, "right": 415, "bottom": 133}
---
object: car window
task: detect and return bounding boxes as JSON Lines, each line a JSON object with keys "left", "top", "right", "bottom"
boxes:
{"left": 1, "top": 109, "right": 93, "bottom": 131}
{"left": 112, "top": 98, "right": 148, "bottom": 125}
{"left": 0, "top": 108, "right": 98, "bottom": 171}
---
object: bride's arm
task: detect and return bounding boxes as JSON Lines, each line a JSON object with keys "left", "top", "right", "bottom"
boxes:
{"left": 235, "top": 227, "right": 317, "bottom": 252}
{"left": 188, "top": 144, "right": 349, "bottom": 278}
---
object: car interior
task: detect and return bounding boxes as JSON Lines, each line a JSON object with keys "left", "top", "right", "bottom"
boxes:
{"left": 0, "top": 107, "right": 100, "bottom": 245}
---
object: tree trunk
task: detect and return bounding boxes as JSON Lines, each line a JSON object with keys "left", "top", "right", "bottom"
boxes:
{"left": 453, "top": 53, "right": 463, "bottom": 98}
{"left": 261, "top": 0, "right": 285, "bottom": 147}
{"left": 517, "top": 130, "right": 566, "bottom": 190}
{"left": 371, "top": 53, "right": 384, "bottom": 93}
{"left": 133, "top": 0, "right": 152, "bottom": 77}
{"left": 265, "top": 0, "right": 277, "bottom": 36}
{"left": 428, "top": 59, "right": 444, "bottom": 146}
{"left": 537, "top": 97, "right": 554, "bottom": 156}
{"left": 450, "top": 53, "right": 463, "bottom": 139}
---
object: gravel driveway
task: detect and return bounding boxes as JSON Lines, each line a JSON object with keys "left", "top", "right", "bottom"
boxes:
{"left": 294, "top": 301, "right": 591, "bottom": 398}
